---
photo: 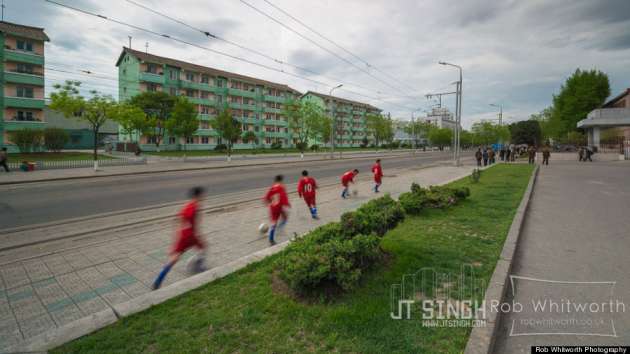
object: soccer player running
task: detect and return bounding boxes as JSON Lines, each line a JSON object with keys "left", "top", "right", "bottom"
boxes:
{"left": 341, "top": 169, "right": 359, "bottom": 199}
{"left": 153, "top": 187, "right": 206, "bottom": 290}
{"left": 371, "top": 159, "right": 383, "bottom": 193}
{"left": 297, "top": 170, "right": 319, "bottom": 219}
{"left": 264, "top": 174, "right": 290, "bottom": 245}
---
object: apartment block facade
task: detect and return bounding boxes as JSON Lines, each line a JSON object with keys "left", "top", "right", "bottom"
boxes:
{"left": 301, "top": 91, "right": 380, "bottom": 147}
{"left": 0, "top": 21, "right": 49, "bottom": 151}
{"left": 116, "top": 47, "right": 302, "bottom": 150}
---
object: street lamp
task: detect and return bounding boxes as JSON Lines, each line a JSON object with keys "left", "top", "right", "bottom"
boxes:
{"left": 489, "top": 103, "right": 503, "bottom": 126}
{"left": 329, "top": 84, "right": 343, "bottom": 158}
{"left": 439, "top": 61, "right": 463, "bottom": 167}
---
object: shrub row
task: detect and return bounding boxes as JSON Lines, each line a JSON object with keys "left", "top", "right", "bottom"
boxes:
{"left": 277, "top": 195, "right": 404, "bottom": 295}
{"left": 399, "top": 183, "right": 470, "bottom": 215}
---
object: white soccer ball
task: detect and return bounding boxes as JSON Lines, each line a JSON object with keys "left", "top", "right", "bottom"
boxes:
{"left": 185, "top": 254, "right": 206, "bottom": 275}
{"left": 258, "top": 223, "right": 269, "bottom": 234}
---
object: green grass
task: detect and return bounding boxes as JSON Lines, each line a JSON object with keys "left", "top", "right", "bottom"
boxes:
{"left": 53, "top": 164, "right": 534, "bottom": 353}
{"left": 8, "top": 152, "right": 114, "bottom": 162}
{"left": 146, "top": 147, "right": 400, "bottom": 157}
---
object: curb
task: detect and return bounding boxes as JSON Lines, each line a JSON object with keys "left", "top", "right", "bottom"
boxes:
{"left": 0, "top": 151, "right": 419, "bottom": 186}
{"left": 0, "top": 163, "right": 475, "bottom": 353}
{"left": 463, "top": 165, "right": 540, "bottom": 354}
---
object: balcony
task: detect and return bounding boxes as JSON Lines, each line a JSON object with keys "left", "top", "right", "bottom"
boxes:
{"left": 263, "top": 131, "right": 288, "bottom": 138}
{"left": 264, "top": 106, "right": 281, "bottom": 114}
{"left": 229, "top": 102, "right": 257, "bottom": 111}
{"left": 198, "top": 113, "right": 215, "bottom": 121}
{"left": 2, "top": 119, "right": 46, "bottom": 131}
{"left": 264, "top": 95, "right": 285, "bottom": 103}
{"left": 4, "top": 97, "right": 45, "bottom": 109}
{"left": 4, "top": 71, "right": 45, "bottom": 86}
{"left": 4, "top": 50, "right": 44, "bottom": 65}
{"left": 195, "top": 129, "right": 219, "bottom": 137}
{"left": 228, "top": 88, "right": 257, "bottom": 98}
{"left": 181, "top": 80, "right": 211, "bottom": 91}
{"left": 237, "top": 117, "right": 259, "bottom": 125}
{"left": 264, "top": 119, "right": 288, "bottom": 127}
{"left": 188, "top": 97, "right": 214, "bottom": 106}
{"left": 139, "top": 72, "right": 164, "bottom": 84}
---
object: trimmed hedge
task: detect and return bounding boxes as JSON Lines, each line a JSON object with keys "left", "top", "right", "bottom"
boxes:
{"left": 400, "top": 183, "right": 470, "bottom": 214}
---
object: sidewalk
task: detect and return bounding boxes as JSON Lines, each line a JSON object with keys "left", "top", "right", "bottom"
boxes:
{"left": 0, "top": 163, "right": 475, "bottom": 350}
{"left": 493, "top": 160, "right": 630, "bottom": 352}
{"left": 0, "top": 150, "right": 430, "bottom": 185}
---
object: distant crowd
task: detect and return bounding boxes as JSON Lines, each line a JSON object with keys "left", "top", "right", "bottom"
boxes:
{"left": 474, "top": 144, "right": 552, "bottom": 166}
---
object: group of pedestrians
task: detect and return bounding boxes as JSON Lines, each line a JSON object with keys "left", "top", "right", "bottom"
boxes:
{"left": 475, "top": 147, "right": 496, "bottom": 167}
{"left": 475, "top": 143, "right": 552, "bottom": 166}
{"left": 578, "top": 146, "right": 593, "bottom": 162}
{"left": 151, "top": 158, "right": 386, "bottom": 290}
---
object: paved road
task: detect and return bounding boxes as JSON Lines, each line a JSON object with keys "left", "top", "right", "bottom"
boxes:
{"left": 0, "top": 151, "right": 453, "bottom": 229}
{"left": 493, "top": 160, "right": 630, "bottom": 352}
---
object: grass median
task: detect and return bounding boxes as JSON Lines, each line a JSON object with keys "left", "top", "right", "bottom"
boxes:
{"left": 53, "top": 164, "right": 534, "bottom": 353}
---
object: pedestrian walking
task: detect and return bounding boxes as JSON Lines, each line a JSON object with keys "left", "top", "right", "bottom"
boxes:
{"left": 499, "top": 147, "right": 505, "bottom": 161}
{"left": 341, "top": 169, "right": 359, "bottom": 199}
{"left": 0, "top": 147, "right": 9, "bottom": 172}
{"left": 264, "top": 175, "right": 290, "bottom": 245}
{"left": 482, "top": 148, "right": 489, "bottom": 166}
{"left": 505, "top": 146, "right": 511, "bottom": 162}
{"left": 584, "top": 147, "right": 593, "bottom": 162}
{"left": 542, "top": 144, "right": 551, "bottom": 165}
{"left": 475, "top": 148, "right": 482, "bottom": 167}
{"left": 488, "top": 148, "right": 495, "bottom": 165}
{"left": 297, "top": 170, "right": 318, "bottom": 219}
{"left": 527, "top": 145, "right": 536, "bottom": 164}
{"left": 510, "top": 144, "right": 516, "bottom": 162}
{"left": 371, "top": 159, "right": 383, "bottom": 193}
{"left": 578, "top": 147, "right": 584, "bottom": 161}
{"left": 152, "top": 187, "right": 206, "bottom": 290}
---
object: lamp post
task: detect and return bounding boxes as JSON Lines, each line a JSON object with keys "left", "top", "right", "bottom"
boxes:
{"left": 439, "top": 61, "right": 462, "bottom": 166}
{"left": 329, "top": 84, "right": 343, "bottom": 158}
{"left": 489, "top": 103, "right": 503, "bottom": 126}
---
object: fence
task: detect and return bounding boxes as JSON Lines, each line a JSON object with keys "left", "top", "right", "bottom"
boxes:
{"left": 7, "top": 157, "right": 147, "bottom": 171}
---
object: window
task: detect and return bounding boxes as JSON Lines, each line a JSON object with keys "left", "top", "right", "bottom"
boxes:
{"left": 201, "top": 105, "right": 210, "bottom": 114}
{"left": 123, "top": 69, "right": 127, "bottom": 75}
{"left": 169, "top": 70, "right": 177, "bottom": 80}
{"left": 169, "top": 87, "right": 177, "bottom": 96}
{"left": 186, "top": 137, "right": 194, "bottom": 144}
{"left": 147, "top": 83, "right": 158, "bottom": 92}
{"left": 186, "top": 72, "right": 195, "bottom": 81}
{"left": 216, "top": 95, "right": 223, "bottom": 103}
{"left": 123, "top": 87, "right": 127, "bottom": 94}
{"left": 16, "top": 40, "right": 33, "bottom": 52}
{"left": 216, "top": 79, "right": 223, "bottom": 88}
{"left": 16, "top": 64, "right": 34, "bottom": 74}
{"left": 201, "top": 75, "right": 209, "bottom": 84}
{"left": 201, "top": 137, "right": 209, "bottom": 144}
{"left": 16, "top": 111, "right": 35, "bottom": 121}
{"left": 201, "top": 91, "right": 208, "bottom": 99}
{"left": 186, "top": 89, "right": 195, "bottom": 98}
{"left": 169, "top": 137, "right": 176, "bottom": 144}
{"left": 17, "top": 86, "right": 34, "bottom": 98}
{"left": 147, "top": 64, "right": 158, "bottom": 74}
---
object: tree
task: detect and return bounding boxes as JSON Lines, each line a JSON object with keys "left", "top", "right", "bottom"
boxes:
{"left": 404, "top": 120, "right": 432, "bottom": 147}
{"left": 49, "top": 80, "right": 114, "bottom": 169}
{"left": 509, "top": 120, "right": 542, "bottom": 146}
{"left": 284, "top": 99, "right": 326, "bottom": 157}
{"left": 43, "top": 128, "right": 69, "bottom": 152}
{"left": 471, "top": 121, "right": 510, "bottom": 146}
{"left": 459, "top": 130, "right": 473, "bottom": 148}
{"left": 242, "top": 130, "right": 257, "bottom": 150}
{"left": 427, "top": 127, "right": 452, "bottom": 150}
{"left": 166, "top": 97, "right": 199, "bottom": 153}
{"left": 110, "top": 103, "right": 149, "bottom": 147}
{"left": 212, "top": 108, "right": 241, "bottom": 161}
{"left": 382, "top": 116, "right": 395, "bottom": 147}
{"left": 128, "top": 91, "right": 176, "bottom": 151}
{"left": 314, "top": 115, "right": 332, "bottom": 147}
{"left": 549, "top": 69, "right": 610, "bottom": 139}
{"left": 10, "top": 128, "right": 43, "bottom": 153}
{"left": 366, "top": 113, "right": 392, "bottom": 148}
{"left": 566, "top": 131, "right": 587, "bottom": 146}
{"left": 529, "top": 107, "right": 553, "bottom": 142}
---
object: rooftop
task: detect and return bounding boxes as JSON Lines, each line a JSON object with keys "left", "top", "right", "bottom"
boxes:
{"left": 116, "top": 47, "right": 301, "bottom": 94}
{"left": 0, "top": 21, "right": 49, "bottom": 41}
{"left": 602, "top": 88, "right": 630, "bottom": 108}
{"left": 302, "top": 90, "right": 380, "bottom": 111}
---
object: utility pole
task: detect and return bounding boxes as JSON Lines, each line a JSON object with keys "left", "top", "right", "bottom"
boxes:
{"left": 128, "top": 36, "right": 132, "bottom": 49}
{"left": 145, "top": 42, "right": 149, "bottom": 53}
{"left": 439, "top": 61, "right": 463, "bottom": 167}
{"left": 490, "top": 103, "right": 503, "bottom": 126}
{"left": 329, "top": 84, "right": 343, "bottom": 158}
{"left": 425, "top": 91, "right": 457, "bottom": 108}
{"left": 1, "top": 0, "right": 5, "bottom": 21}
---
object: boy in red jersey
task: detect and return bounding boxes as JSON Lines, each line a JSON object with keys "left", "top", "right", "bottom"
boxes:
{"left": 372, "top": 159, "right": 383, "bottom": 193}
{"left": 263, "top": 174, "right": 290, "bottom": 245}
{"left": 297, "top": 170, "right": 318, "bottom": 219}
{"left": 153, "top": 186, "right": 206, "bottom": 290}
{"left": 341, "top": 169, "right": 359, "bottom": 199}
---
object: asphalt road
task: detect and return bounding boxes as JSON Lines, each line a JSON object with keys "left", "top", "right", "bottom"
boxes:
{"left": 0, "top": 151, "right": 453, "bottom": 229}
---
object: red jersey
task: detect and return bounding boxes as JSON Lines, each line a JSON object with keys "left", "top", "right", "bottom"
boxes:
{"left": 178, "top": 200, "right": 199, "bottom": 239}
{"left": 264, "top": 183, "right": 290, "bottom": 208}
{"left": 372, "top": 163, "right": 383, "bottom": 178}
{"left": 341, "top": 171, "right": 356, "bottom": 186}
{"left": 297, "top": 177, "right": 317, "bottom": 198}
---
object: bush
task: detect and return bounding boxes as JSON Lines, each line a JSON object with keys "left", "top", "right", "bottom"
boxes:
{"left": 44, "top": 128, "right": 69, "bottom": 152}
{"left": 278, "top": 233, "right": 381, "bottom": 294}
{"left": 401, "top": 183, "right": 470, "bottom": 212}
{"left": 10, "top": 128, "right": 43, "bottom": 153}
{"left": 214, "top": 143, "right": 227, "bottom": 152}
{"left": 296, "top": 142, "right": 308, "bottom": 152}
{"left": 270, "top": 142, "right": 282, "bottom": 150}
{"left": 340, "top": 194, "right": 405, "bottom": 237}
{"left": 310, "top": 144, "right": 320, "bottom": 151}
{"left": 399, "top": 191, "right": 427, "bottom": 215}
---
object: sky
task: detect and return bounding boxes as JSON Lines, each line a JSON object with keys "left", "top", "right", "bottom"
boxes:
{"left": 8, "top": 0, "right": 630, "bottom": 128}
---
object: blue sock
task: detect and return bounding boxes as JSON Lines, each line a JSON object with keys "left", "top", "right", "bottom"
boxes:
{"left": 269, "top": 225, "right": 276, "bottom": 242}
{"left": 153, "top": 263, "right": 172, "bottom": 289}
{"left": 342, "top": 188, "right": 348, "bottom": 198}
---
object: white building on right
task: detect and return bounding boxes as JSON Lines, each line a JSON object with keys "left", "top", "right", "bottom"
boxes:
{"left": 421, "top": 107, "right": 458, "bottom": 131}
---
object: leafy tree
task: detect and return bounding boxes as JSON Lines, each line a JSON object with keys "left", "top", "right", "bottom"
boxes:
{"left": 366, "top": 113, "right": 392, "bottom": 148}
{"left": 166, "top": 97, "right": 199, "bottom": 152}
{"left": 10, "top": 128, "right": 43, "bottom": 153}
{"left": 110, "top": 103, "right": 149, "bottom": 145}
{"left": 459, "top": 130, "right": 473, "bottom": 148}
{"left": 404, "top": 120, "right": 432, "bottom": 147}
{"left": 509, "top": 120, "right": 542, "bottom": 146}
{"left": 382, "top": 116, "right": 395, "bottom": 146}
{"left": 427, "top": 127, "right": 452, "bottom": 150}
{"left": 128, "top": 91, "right": 176, "bottom": 151}
{"left": 315, "top": 115, "right": 333, "bottom": 147}
{"left": 43, "top": 128, "right": 69, "bottom": 152}
{"left": 50, "top": 80, "right": 115, "bottom": 168}
{"left": 549, "top": 69, "right": 610, "bottom": 138}
{"left": 212, "top": 108, "right": 241, "bottom": 161}
{"left": 566, "top": 131, "right": 587, "bottom": 146}
{"left": 529, "top": 107, "right": 553, "bottom": 142}
{"left": 471, "top": 121, "right": 510, "bottom": 146}
{"left": 284, "top": 99, "right": 326, "bottom": 156}
{"left": 242, "top": 130, "right": 257, "bottom": 150}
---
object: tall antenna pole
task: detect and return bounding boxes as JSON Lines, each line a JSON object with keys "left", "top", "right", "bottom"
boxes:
{"left": 145, "top": 42, "right": 149, "bottom": 53}
{"left": 128, "top": 36, "right": 132, "bottom": 49}
{"left": 2, "top": 0, "right": 5, "bottom": 21}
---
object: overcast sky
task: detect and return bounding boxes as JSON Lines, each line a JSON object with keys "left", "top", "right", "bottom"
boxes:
{"left": 9, "top": 0, "right": 630, "bottom": 128}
